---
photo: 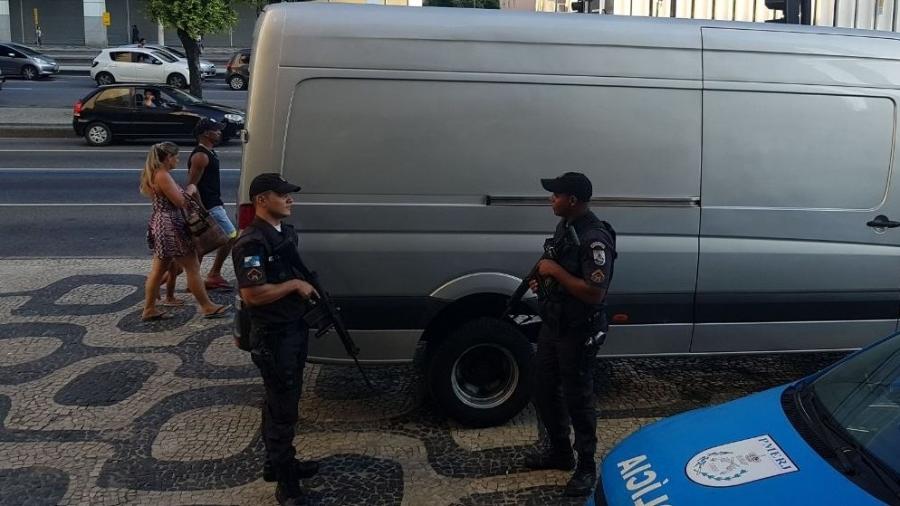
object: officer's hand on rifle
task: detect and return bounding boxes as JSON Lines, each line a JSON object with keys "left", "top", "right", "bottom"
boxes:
{"left": 294, "top": 280, "right": 320, "bottom": 300}
{"left": 536, "top": 259, "right": 563, "bottom": 280}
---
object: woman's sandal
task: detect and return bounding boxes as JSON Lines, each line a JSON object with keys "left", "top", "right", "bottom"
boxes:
{"left": 202, "top": 305, "right": 232, "bottom": 319}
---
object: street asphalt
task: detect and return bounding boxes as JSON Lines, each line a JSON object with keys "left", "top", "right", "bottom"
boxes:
{"left": 0, "top": 138, "right": 241, "bottom": 257}
{"left": 0, "top": 74, "right": 247, "bottom": 110}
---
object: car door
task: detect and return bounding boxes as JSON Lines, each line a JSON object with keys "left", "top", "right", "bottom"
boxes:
{"left": 91, "top": 87, "right": 136, "bottom": 136}
{"left": 0, "top": 45, "right": 16, "bottom": 75}
{"left": 108, "top": 51, "right": 133, "bottom": 81}
{"left": 134, "top": 87, "right": 190, "bottom": 139}
{"left": 129, "top": 51, "right": 157, "bottom": 83}
{"left": 693, "top": 28, "right": 900, "bottom": 353}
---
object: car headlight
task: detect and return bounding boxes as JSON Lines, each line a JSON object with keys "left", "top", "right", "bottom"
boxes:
{"left": 224, "top": 113, "right": 244, "bottom": 123}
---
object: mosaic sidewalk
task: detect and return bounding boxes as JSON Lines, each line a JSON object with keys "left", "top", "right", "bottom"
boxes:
{"left": 0, "top": 259, "right": 845, "bottom": 505}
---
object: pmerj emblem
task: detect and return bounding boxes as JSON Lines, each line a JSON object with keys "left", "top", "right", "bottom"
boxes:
{"left": 686, "top": 435, "right": 798, "bottom": 487}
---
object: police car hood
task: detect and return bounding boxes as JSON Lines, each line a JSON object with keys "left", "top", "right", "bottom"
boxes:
{"left": 599, "top": 385, "right": 883, "bottom": 506}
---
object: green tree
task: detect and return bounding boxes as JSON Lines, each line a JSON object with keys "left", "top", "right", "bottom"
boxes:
{"left": 424, "top": 0, "right": 500, "bottom": 8}
{"left": 146, "top": 0, "right": 238, "bottom": 97}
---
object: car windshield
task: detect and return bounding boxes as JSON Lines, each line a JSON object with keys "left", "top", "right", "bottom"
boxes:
{"left": 10, "top": 43, "right": 40, "bottom": 56}
{"left": 811, "top": 334, "right": 900, "bottom": 476}
{"left": 151, "top": 51, "right": 177, "bottom": 63}
{"left": 164, "top": 46, "right": 187, "bottom": 58}
{"left": 163, "top": 88, "right": 203, "bottom": 105}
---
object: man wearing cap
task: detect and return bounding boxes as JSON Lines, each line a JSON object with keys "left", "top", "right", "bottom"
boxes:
{"left": 231, "top": 173, "right": 320, "bottom": 506}
{"left": 523, "top": 172, "right": 617, "bottom": 497}
{"left": 188, "top": 117, "right": 237, "bottom": 290}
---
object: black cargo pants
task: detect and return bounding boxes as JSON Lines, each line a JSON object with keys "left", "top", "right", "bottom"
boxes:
{"left": 533, "top": 322, "right": 598, "bottom": 466}
{"left": 250, "top": 319, "right": 309, "bottom": 471}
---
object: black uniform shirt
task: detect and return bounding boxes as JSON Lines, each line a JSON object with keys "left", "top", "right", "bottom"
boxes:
{"left": 232, "top": 217, "right": 306, "bottom": 323}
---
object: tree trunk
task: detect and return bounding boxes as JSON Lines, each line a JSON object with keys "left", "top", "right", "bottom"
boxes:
{"left": 177, "top": 28, "right": 203, "bottom": 98}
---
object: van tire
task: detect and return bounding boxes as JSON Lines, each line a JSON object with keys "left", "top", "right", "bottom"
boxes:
{"left": 427, "top": 317, "right": 532, "bottom": 427}
{"left": 167, "top": 73, "right": 187, "bottom": 88}
{"left": 84, "top": 122, "right": 112, "bottom": 146}
{"left": 95, "top": 72, "right": 115, "bottom": 86}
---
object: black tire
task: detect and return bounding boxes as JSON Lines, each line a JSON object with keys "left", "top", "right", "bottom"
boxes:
{"left": 84, "top": 122, "right": 112, "bottom": 147}
{"left": 95, "top": 72, "right": 115, "bottom": 86}
{"left": 227, "top": 74, "right": 247, "bottom": 91}
{"left": 427, "top": 317, "right": 532, "bottom": 427}
{"left": 167, "top": 73, "right": 187, "bottom": 88}
{"left": 21, "top": 65, "right": 38, "bottom": 80}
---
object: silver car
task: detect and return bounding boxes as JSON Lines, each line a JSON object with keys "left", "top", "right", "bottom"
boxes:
{"left": 0, "top": 42, "right": 59, "bottom": 80}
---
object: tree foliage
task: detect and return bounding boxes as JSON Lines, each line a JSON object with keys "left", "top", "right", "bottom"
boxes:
{"left": 146, "top": 0, "right": 238, "bottom": 97}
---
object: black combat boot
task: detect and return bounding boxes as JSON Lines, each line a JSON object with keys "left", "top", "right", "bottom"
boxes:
{"left": 274, "top": 463, "right": 308, "bottom": 506}
{"left": 264, "top": 458, "right": 319, "bottom": 482}
{"left": 564, "top": 461, "right": 597, "bottom": 497}
{"left": 523, "top": 447, "right": 576, "bottom": 471}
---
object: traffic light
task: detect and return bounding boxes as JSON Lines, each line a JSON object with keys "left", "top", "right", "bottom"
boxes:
{"left": 765, "top": 0, "right": 811, "bottom": 24}
{"left": 571, "top": 0, "right": 585, "bottom": 12}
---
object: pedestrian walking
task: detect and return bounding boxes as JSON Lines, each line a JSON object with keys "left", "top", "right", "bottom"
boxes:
{"left": 188, "top": 118, "right": 238, "bottom": 290}
{"left": 140, "top": 142, "right": 231, "bottom": 321}
{"left": 35, "top": 26, "right": 42, "bottom": 47}
{"left": 523, "top": 171, "right": 617, "bottom": 497}
{"left": 132, "top": 25, "right": 140, "bottom": 44}
{"left": 232, "top": 173, "right": 321, "bottom": 505}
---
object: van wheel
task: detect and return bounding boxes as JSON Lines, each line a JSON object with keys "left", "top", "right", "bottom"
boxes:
{"left": 167, "top": 73, "right": 187, "bottom": 88}
{"left": 228, "top": 75, "right": 246, "bottom": 90}
{"left": 427, "top": 317, "right": 532, "bottom": 427}
{"left": 22, "top": 65, "right": 38, "bottom": 80}
{"left": 84, "top": 122, "right": 112, "bottom": 146}
{"left": 95, "top": 72, "right": 115, "bottom": 86}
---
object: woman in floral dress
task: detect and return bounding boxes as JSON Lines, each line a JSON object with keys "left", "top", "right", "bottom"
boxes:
{"left": 140, "top": 142, "right": 229, "bottom": 321}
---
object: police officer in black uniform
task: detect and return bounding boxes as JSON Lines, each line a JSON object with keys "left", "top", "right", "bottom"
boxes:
{"left": 524, "top": 172, "right": 616, "bottom": 497}
{"left": 232, "top": 173, "right": 320, "bottom": 506}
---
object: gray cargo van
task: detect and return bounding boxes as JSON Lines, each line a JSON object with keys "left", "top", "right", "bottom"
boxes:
{"left": 239, "top": 3, "right": 900, "bottom": 427}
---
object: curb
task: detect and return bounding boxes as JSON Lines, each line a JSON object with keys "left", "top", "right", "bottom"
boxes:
{"left": 0, "top": 125, "right": 76, "bottom": 138}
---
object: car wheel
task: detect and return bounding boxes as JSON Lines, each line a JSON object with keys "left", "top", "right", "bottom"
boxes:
{"left": 228, "top": 75, "right": 246, "bottom": 91}
{"left": 22, "top": 65, "right": 38, "bottom": 80}
{"left": 84, "top": 122, "right": 112, "bottom": 147}
{"left": 427, "top": 317, "right": 532, "bottom": 427}
{"left": 95, "top": 72, "right": 115, "bottom": 86}
{"left": 167, "top": 73, "right": 187, "bottom": 88}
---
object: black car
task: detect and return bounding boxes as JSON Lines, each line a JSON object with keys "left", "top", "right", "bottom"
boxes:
{"left": 73, "top": 84, "right": 244, "bottom": 146}
{"left": 225, "top": 49, "right": 251, "bottom": 91}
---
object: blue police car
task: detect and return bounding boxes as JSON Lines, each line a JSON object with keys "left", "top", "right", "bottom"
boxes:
{"left": 589, "top": 332, "right": 900, "bottom": 506}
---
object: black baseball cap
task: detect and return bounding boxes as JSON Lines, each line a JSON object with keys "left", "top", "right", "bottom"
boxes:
{"left": 249, "top": 173, "right": 302, "bottom": 199}
{"left": 193, "top": 117, "right": 225, "bottom": 139}
{"left": 541, "top": 172, "right": 592, "bottom": 202}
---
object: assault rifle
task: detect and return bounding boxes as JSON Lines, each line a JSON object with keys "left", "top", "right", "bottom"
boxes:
{"left": 503, "top": 225, "right": 580, "bottom": 317}
{"left": 274, "top": 239, "right": 376, "bottom": 392}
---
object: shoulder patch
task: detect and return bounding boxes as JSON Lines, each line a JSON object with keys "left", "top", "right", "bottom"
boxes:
{"left": 243, "top": 255, "right": 261, "bottom": 268}
{"left": 590, "top": 269, "right": 606, "bottom": 284}
{"left": 245, "top": 268, "right": 263, "bottom": 282}
{"left": 590, "top": 242, "right": 606, "bottom": 266}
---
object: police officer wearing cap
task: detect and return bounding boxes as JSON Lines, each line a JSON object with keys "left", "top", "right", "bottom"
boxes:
{"left": 523, "top": 172, "right": 617, "bottom": 497}
{"left": 231, "top": 173, "right": 319, "bottom": 506}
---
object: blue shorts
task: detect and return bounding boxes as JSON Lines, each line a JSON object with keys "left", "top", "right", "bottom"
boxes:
{"left": 208, "top": 206, "right": 237, "bottom": 238}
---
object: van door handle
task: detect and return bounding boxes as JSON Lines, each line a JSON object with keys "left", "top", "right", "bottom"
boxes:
{"left": 867, "top": 215, "right": 900, "bottom": 228}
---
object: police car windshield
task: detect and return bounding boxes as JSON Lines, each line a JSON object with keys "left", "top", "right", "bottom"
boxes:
{"left": 811, "top": 334, "right": 900, "bottom": 477}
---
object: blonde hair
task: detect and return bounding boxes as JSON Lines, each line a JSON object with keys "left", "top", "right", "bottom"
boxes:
{"left": 139, "top": 142, "right": 179, "bottom": 196}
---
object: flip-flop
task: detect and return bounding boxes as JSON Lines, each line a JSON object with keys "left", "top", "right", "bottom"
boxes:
{"left": 205, "top": 279, "right": 234, "bottom": 291}
{"left": 162, "top": 299, "right": 186, "bottom": 307}
{"left": 141, "top": 312, "right": 173, "bottom": 322}
{"left": 202, "top": 305, "right": 232, "bottom": 319}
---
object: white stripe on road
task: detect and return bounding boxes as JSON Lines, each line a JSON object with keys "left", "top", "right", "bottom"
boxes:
{"left": 0, "top": 149, "right": 240, "bottom": 153}
{"left": 0, "top": 168, "right": 240, "bottom": 172}
{"left": 0, "top": 202, "right": 238, "bottom": 207}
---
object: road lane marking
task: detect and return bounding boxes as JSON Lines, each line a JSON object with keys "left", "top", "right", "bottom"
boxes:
{"left": 3, "top": 87, "right": 34, "bottom": 90}
{"left": 0, "top": 149, "right": 240, "bottom": 153}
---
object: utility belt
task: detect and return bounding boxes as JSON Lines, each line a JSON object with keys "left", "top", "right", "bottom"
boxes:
{"left": 539, "top": 300, "right": 608, "bottom": 347}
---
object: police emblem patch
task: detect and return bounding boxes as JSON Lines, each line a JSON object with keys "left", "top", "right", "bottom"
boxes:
{"left": 243, "top": 255, "right": 261, "bottom": 268}
{"left": 590, "top": 269, "right": 605, "bottom": 284}
{"left": 246, "top": 268, "right": 262, "bottom": 282}
{"left": 590, "top": 242, "right": 606, "bottom": 266}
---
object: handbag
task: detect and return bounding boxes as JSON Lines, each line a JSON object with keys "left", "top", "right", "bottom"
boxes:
{"left": 181, "top": 193, "right": 229, "bottom": 256}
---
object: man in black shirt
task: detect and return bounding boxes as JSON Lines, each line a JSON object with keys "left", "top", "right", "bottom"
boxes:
{"left": 189, "top": 118, "right": 237, "bottom": 290}
{"left": 232, "top": 173, "right": 319, "bottom": 506}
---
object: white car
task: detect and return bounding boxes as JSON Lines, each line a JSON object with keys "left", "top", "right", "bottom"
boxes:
{"left": 91, "top": 48, "right": 191, "bottom": 88}
{"left": 122, "top": 44, "right": 216, "bottom": 78}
